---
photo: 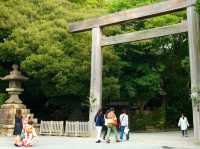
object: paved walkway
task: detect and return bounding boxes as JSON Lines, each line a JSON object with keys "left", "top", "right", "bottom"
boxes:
{"left": 0, "top": 131, "right": 199, "bottom": 149}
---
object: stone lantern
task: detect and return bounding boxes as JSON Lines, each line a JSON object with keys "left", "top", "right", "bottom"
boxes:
{"left": 1, "top": 64, "right": 28, "bottom": 104}
{"left": 0, "top": 64, "right": 38, "bottom": 136}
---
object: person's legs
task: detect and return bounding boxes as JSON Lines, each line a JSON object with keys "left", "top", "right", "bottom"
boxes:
{"left": 96, "top": 126, "right": 102, "bottom": 142}
{"left": 14, "top": 135, "right": 22, "bottom": 146}
{"left": 111, "top": 125, "right": 119, "bottom": 142}
{"left": 181, "top": 130, "right": 184, "bottom": 136}
{"left": 103, "top": 126, "right": 107, "bottom": 140}
{"left": 126, "top": 131, "right": 129, "bottom": 141}
{"left": 184, "top": 130, "right": 188, "bottom": 137}
{"left": 106, "top": 126, "right": 111, "bottom": 143}
{"left": 119, "top": 126, "right": 125, "bottom": 141}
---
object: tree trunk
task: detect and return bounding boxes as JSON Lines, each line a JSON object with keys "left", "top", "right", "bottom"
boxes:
{"left": 138, "top": 101, "right": 145, "bottom": 115}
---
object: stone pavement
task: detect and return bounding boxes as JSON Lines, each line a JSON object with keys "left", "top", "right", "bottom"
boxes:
{"left": 0, "top": 131, "right": 199, "bottom": 149}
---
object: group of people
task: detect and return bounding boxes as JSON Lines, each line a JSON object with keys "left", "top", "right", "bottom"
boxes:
{"left": 94, "top": 108, "right": 129, "bottom": 143}
{"left": 14, "top": 110, "right": 38, "bottom": 147}
{"left": 94, "top": 109, "right": 190, "bottom": 143}
{"left": 13, "top": 108, "right": 190, "bottom": 147}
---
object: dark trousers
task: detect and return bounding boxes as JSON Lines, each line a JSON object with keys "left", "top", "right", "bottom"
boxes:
{"left": 181, "top": 130, "right": 188, "bottom": 136}
{"left": 103, "top": 125, "right": 108, "bottom": 139}
{"left": 119, "top": 126, "right": 125, "bottom": 141}
{"left": 120, "top": 126, "right": 129, "bottom": 141}
{"left": 126, "top": 131, "right": 129, "bottom": 140}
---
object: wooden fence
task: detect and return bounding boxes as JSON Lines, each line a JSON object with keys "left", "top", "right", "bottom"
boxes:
{"left": 39, "top": 121, "right": 64, "bottom": 136}
{"left": 39, "top": 121, "right": 89, "bottom": 137}
{"left": 64, "top": 121, "right": 89, "bottom": 137}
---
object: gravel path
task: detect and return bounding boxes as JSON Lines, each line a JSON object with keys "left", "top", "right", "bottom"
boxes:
{"left": 0, "top": 131, "right": 199, "bottom": 149}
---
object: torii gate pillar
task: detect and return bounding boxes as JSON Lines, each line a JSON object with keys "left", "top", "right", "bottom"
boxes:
{"left": 89, "top": 27, "right": 102, "bottom": 136}
{"left": 187, "top": 4, "right": 200, "bottom": 141}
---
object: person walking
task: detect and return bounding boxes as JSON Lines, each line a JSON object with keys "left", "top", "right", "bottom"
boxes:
{"left": 106, "top": 108, "right": 119, "bottom": 143}
{"left": 14, "top": 109, "right": 23, "bottom": 147}
{"left": 94, "top": 109, "right": 104, "bottom": 143}
{"left": 119, "top": 110, "right": 129, "bottom": 142}
{"left": 178, "top": 113, "right": 189, "bottom": 137}
{"left": 103, "top": 110, "right": 109, "bottom": 140}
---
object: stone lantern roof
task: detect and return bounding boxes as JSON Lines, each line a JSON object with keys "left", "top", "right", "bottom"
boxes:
{"left": 0, "top": 64, "right": 28, "bottom": 81}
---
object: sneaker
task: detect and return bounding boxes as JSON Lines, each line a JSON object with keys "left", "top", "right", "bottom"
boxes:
{"left": 96, "top": 140, "right": 101, "bottom": 143}
{"left": 116, "top": 140, "right": 120, "bottom": 143}
{"left": 14, "top": 144, "right": 21, "bottom": 147}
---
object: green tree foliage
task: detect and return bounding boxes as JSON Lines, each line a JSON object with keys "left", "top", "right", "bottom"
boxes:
{"left": 105, "top": 0, "right": 160, "bottom": 12}
{"left": 103, "top": 1, "right": 191, "bottom": 128}
{"left": 0, "top": 66, "right": 7, "bottom": 106}
{"left": 197, "top": 0, "right": 200, "bottom": 14}
{"left": 0, "top": 0, "right": 119, "bottom": 120}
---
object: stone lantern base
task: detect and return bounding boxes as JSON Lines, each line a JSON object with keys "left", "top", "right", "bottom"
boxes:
{"left": 0, "top": 103, "right": 39, "bottom": 136}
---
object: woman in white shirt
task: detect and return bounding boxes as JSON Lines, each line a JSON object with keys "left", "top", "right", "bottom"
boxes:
{"left": 178, "top": 113, "right": 189, "bottom": 137}
{"left": 119, "top": 110, "right": 129, "bottom": 141}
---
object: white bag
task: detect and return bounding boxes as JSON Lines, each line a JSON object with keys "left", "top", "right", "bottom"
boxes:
{"left": 124, "top": 127, "right": 129, "bottom": 134}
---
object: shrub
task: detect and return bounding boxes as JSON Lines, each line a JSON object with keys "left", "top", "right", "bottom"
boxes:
{"left": 0, "top": 93, "right": 7, "bottom": 105}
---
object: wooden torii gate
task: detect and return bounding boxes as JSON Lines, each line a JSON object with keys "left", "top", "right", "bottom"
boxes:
{"left": 69, "top": 0, "right": 200, "bottom": 140}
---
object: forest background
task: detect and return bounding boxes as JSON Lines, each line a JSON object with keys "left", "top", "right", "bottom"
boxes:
{"left": 0, "top": 0, "right": 200, "bottom": 130}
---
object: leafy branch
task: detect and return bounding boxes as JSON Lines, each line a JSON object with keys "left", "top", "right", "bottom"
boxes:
{"left": 89, "top": 94, "right": 97, "bottom": 106}
{"left": 191, "top": 87, "right": 200, "bottom": 105}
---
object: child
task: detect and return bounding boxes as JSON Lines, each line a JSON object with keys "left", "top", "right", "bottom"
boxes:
{"left": 22, "top": 119, "right": 38, "bottom": 147}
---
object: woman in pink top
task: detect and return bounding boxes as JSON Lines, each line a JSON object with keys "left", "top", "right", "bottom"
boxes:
{"left": 105, "top": 108, "right": 119, "bottom": 143}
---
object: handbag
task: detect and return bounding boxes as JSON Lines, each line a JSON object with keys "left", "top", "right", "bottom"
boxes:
{"left": 124, "top": 127, "right": 129, "bottom": 134}
{"left": 113, "top": 118, "right": 118, "bottom": 126}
